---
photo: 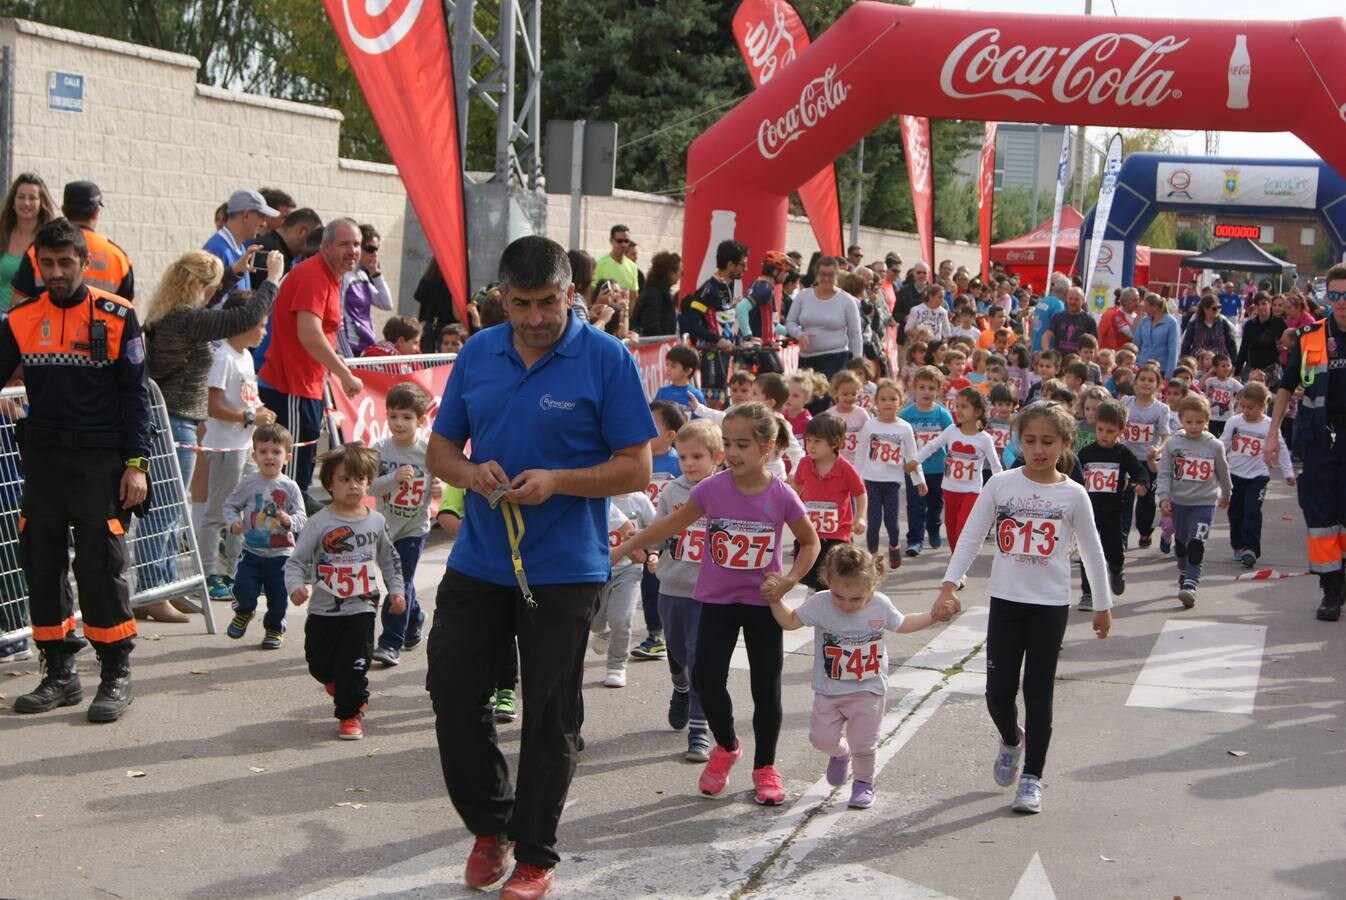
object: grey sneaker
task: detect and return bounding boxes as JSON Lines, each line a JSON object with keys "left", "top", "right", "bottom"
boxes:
{"left": 993, "top": 726, "right": 1024, "bottom": 787}
{"left": 1239, "top": 550, "right": 1257, "bottom": 568}
{"left": 686, "top": 727, "right": 712, "bottom": 763}
{"left": 1178, "top": 583, "right": 1197, "bottom": 609}
{"left": 1078, "top": 594, "right": 1093, "bottom": 611}
{"left": 372, "top": 645, "right": 400, "bottom": 667}
{"left": 1012, "top": 774, "right": 1042, "bottom": 813}
{"left": 848, "top": 779, "right": 876, "bottom": 809}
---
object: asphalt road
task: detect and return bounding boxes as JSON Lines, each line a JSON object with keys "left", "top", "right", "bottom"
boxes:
{"left": 1, "top": 480, "right": 1341, "bottom": 900}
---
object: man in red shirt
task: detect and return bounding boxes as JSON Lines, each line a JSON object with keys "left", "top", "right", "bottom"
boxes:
{"left": 1098, "top": 286, "right": 1140, "bottom": 351}
{"left": 259, "top": 218, "right": 364, "bottom": 496}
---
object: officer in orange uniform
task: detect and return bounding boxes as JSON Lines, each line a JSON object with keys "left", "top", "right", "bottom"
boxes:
{"left": 10, "top": 180, "right": 134, "bottom": 302}
{"left": 0, "top": 219, "right": 151, "bottom": 722}
{"left": 1269, "top": 263, "right": 1346, "bottom": 622}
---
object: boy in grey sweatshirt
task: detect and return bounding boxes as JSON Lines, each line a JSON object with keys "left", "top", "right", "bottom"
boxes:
{"left": 1156, "top": 395, "right": 1232, "bottom": 610}
{"left": 286, "top": 445, "right": 405, "bottom": 740}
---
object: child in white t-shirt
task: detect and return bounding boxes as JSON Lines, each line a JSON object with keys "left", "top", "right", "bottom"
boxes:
{"left": 197, "top": 300, "right": 276, "bottom": 601}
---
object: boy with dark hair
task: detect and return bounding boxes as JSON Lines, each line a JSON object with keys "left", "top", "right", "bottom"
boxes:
{"left": 362, "top": 315, "right": 423, "bottom": 358}
{"left": 288, "top": 443, "right": 405, "bottom": 740}
{"left": 654, "top": 344, "right": 706, "bottom": 412}
{"left": 1075, "top": 401, "right": 1149, "bottom": 609}
{"left": 369, "top": 383, "right": 433, "bottom": 666}
{"left": 223, "top": 424, "right": 308, "bottom": 649}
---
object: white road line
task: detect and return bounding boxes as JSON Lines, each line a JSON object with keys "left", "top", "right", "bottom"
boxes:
{"left": 752, "top": 863, "right": 960, "bottom": 899}
{"left": 1009, "top": 852, "right": 1058, "bottom": 900}
{"left": 1126, "top": 620, "right": 1267, "bottom": 715}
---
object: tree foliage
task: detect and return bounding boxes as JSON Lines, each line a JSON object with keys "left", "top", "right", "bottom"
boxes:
{"left": 1082, "top": 128, "right": 1181, "bottom": 249}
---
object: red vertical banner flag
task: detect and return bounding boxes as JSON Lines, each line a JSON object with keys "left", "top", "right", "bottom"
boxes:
{"left": 977, "top": 122, "right": 997, "bottom": 281}
{"left": 323, "top": 0, "right": 469, "bottom": 326}
{"left": 899, "top": 115, "right": 933, "bottom": 270}
{"left": 732, "top": 0, "right": 842, "bottom": 257}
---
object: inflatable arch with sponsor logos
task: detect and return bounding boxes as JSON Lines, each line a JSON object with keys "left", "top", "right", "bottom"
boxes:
{"left": 1078, "top": 153, "right": 1346, "bottom": 307}
{"left": 679, "top": 1, "right": 1346, "bottom": 296}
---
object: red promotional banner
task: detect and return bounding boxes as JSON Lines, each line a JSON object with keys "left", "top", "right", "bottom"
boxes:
{"left": 978, "top": 121, "right": 997, "bottom": 281}
{"left": 323, "top": 0, "right": 469, "bottom": 326}
{"left": 900, "top": 115, "right": 934, "bottom": 270}
{"left": 733, "top": 0, "right": 842, "bottom": 258}
{"left": 329, "top": 363, "right": 454, "bottom": 447}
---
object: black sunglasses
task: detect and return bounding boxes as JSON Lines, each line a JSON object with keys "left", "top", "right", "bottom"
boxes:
{"left": 615, "top": 238, "right": 631, "bottom": 245}
{"left": 1329, "top": 290, "right": 1346, "bottom": 302}
{"left": 362, "top": 244, "right": 380, "bottom": 253}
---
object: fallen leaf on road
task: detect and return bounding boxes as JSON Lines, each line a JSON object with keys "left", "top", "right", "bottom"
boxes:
{"left": 1280, "top": 515, "right": 1294, "bottom": 521}
{"left": 127, "top": 770, "right": 147, "bottom": 778}
{"left": 248, "top": 766, "right": 267, "bottom": 773}
{"left": 146, "top": 634, "right": 162, "bottom": 641}
{"left": 1227, "top": 750, "right": 1248, "bottom": 757}
{"left": 345, "top": 787, "right": 369, "bottom": 793}
{"left": 189, "top": 669, "right": 209, "bottom": 675}
{"left": 1100, "top": 855, "right": 1115, "bottom": 862}
{"left": 334, "top": 801, "right": 367, "bottom": 809}
{"left": 33, "top": 813, "right": 43, "bottom": 818}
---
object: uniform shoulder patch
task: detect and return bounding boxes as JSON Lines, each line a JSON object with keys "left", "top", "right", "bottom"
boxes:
{"left": 1297, "top": 322, "right": 1319, "bottom": 337}
{"left": 99, "top": 299, "right": 128, "bottom": 319}
{"left": 125, "top": 335, "right": 145, "bottom": 364}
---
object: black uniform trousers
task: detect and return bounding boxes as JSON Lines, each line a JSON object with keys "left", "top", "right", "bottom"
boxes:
{"left": 18, "top": 446, "right": 135, "bottom": 651}
{"left": 425, "top": 568, "right": 600, "bottom": 870}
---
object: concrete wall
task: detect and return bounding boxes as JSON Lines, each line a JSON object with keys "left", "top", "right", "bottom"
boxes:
{"left": 0, "top": 19, "right": 409, "bottom": 307}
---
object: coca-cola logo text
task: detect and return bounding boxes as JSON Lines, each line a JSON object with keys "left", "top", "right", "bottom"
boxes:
{"left": 939, "top": 28, "right": 1190, "bottom": 107}
{"left": 742, "top": 3, "right": 799, "bottom": 85}
{"left": 757, "top": 65, "right": 849, "bottom": 160}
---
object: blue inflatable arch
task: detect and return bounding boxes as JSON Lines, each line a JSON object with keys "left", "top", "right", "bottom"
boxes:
{"left": 1079, "top": 152, "right": 1346, "bottom": 287}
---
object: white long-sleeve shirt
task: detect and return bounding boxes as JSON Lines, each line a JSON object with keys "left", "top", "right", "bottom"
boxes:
{"left": 913, "top": 425, "right": 1003, "bottom": 493}
{"left": 942, "top": 468, "right": 1112, "bottom": 610}
{"left": 906, "top": 303, "right": 952, "bottom": 340}
{"left": 1220, "top": 413, "right": 1293, "bottom": 481}
{"left": 855, "top": 417, "right": 926, "bottom": 485}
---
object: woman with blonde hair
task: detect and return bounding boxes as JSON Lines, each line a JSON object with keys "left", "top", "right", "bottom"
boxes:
{"left": 0, "top": 173, "right": 56, "bottom": 310}
{"left": 133, "top": 249, "right": 282, "bottom": 621}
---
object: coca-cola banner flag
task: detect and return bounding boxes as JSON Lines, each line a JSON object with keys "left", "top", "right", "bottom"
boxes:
{"left": 680, "top": 5, "right": 1346, "bottom": 297}
{"left": 977, "top": 122, "right": 996, "bottom": 280}
{"left": 900, "top": 115, "right": 934, "bottom": 269}
{"left": 1084, "top": 132, "right": 1125, "bottom": 312}
{"left": 1045, "top": 128, "right": 1072, "bottom": 283}
{"left": 323, "top": 0, "right": 470, "bottom": 327}
{"left": 733, "top": 0, "right": 842, "bottom": 258}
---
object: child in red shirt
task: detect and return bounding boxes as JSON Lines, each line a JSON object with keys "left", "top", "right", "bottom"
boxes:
{"left": 791, "top": 415, "right": 867, "bottom": 591}
{"left": 942, "top": 348, "right": 973, "bottom": 413}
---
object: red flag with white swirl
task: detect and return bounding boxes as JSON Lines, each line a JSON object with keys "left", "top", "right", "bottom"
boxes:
{"left": 733, "top": 0, "right": 842, "bottom": 257}
{"left": 323, "top": 0, "right": 469, "bottom": 326}
{"left": 977, "top": 122, "right": 997, "bottom": 280}
{"left": 900, "top": 115, "right": 933, "bottom": 269}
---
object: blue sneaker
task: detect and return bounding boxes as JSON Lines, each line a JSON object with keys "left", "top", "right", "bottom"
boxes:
{"left": 928, "top": 533, "right": 942, "bottom": 549}
{"left": 668, "top": 687, "right": 690, "bottom": 730}
{"left": 1159, "top": 538, "right": 1172, "bottom": 554}
{"left": 227, "top": 611, "right": 253, "bottom": 640}
{"left": 206, "top": 574, "right": 233, "bottom": 602}
{"left": 904, "top": 543, "right": 922, "bottom": 558}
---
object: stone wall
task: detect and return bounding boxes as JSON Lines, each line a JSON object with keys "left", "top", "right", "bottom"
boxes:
{"left": 0, "top": 19, "right": 408, "bottom": 307}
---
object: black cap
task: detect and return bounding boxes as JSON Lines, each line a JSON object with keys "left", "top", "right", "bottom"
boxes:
{"left": 63, "top": 180, "right": 103, "bottom": 210}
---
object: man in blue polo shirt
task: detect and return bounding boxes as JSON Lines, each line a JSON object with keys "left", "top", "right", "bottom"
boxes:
{"left": 1031, "top": 272, "right": 1068, "bottom": 351}
{"left": 425, "top": 235, "right": 655, "bottom": 899}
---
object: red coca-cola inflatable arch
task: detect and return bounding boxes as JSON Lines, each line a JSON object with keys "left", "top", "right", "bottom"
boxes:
{"left": 680, "top": 2, "right": 1346, "bottom": 294}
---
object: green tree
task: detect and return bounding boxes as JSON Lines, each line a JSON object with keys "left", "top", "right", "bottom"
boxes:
{"left": 1082, "top": 128, "right": 1181, "bottom": 249}
{"left": 1175, "top": 227, "right": 1200, "bottom": 251}
{"left": 1311, "top": 240, "right": 1339, "bottom": 273}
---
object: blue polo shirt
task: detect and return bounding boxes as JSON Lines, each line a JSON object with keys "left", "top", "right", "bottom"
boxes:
{"left": 433, "top": 311, "right": 657, "bottom": 586}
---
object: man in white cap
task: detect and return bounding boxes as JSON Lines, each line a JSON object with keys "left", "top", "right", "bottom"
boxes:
{"left": 204, "top": 188, "right": 278, "bottom": 304}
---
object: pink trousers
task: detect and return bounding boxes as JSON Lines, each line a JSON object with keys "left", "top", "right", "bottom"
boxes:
{"left": 809, "top": 690, "right": 886, "bottom": 782}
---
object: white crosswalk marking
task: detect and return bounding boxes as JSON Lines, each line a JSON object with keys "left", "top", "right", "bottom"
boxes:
{"left": 1126, "top": 620, "right": 1267, "bottom": 715}
{"left": 1009, "top": 853, "right": 1058, "bottom": 900}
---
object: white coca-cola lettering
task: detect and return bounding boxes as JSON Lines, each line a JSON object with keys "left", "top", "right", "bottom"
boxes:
{"left": 939, "top": 28, "right": 1190, "bottom": 107}
{"left": 902, "top": 116, "right": 930, "bottom": 192}
{"left": 756, "top": 65, "right": 849, "bottom": 160}
{"left": 742, "top": 3, "right": 798, "bottom": 85}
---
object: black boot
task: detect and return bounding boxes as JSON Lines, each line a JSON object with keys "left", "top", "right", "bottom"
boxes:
{"left": 13, "top": 646, "right": 82, "bottom": 713}
{"left": 1316, "top": 572, "right": 1344, "bottom": 622}
{"left": 87, "top": 648, "right": 134, "bottom": 723}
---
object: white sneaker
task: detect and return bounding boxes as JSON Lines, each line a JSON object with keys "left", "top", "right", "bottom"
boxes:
{"left": 603, "top": 668, "right": 627, "bottom": 688}
{"left": 1012, "top": 774, "right": 1042, "bottom": 813}
{"left": 591, "top": 631, "right": 609, "bottom": 656}
{"left": 993, "top": 726, "right": 1024, "bottom": 787}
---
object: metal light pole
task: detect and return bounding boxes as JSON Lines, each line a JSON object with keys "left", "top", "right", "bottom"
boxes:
{"left": 850, "top": 138, "right": 865, "bottom": 248}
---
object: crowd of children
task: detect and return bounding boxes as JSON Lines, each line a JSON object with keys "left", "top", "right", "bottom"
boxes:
{"left": 176, "top": 292, "right": 1296, "bottom": 815}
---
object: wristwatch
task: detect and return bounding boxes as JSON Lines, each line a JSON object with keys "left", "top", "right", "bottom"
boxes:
{"left": 244, "top": 409, "right": 255, "bottom": 427}
{"left": 125, "top": 457, "right": 150, "bottom": 473}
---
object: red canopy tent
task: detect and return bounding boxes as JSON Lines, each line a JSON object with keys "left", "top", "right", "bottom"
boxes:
{"left": 992, "top": 206, "right": 1152, "bottom": 293}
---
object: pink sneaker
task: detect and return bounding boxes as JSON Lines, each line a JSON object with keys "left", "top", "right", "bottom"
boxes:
{"left": 698, "top": 739, "right": 742, "bottom": 796}
{"left": 752, "top": 765, "right": 786, "bottom": 806}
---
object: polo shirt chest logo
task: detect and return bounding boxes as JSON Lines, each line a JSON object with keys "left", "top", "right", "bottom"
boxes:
{"left": 538, "top": 393, "right": 576, "bottom": 412}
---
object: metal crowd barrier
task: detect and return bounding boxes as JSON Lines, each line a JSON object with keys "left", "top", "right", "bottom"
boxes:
{"left": 0, "top": 380, "right": 214, "bottom": 648}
